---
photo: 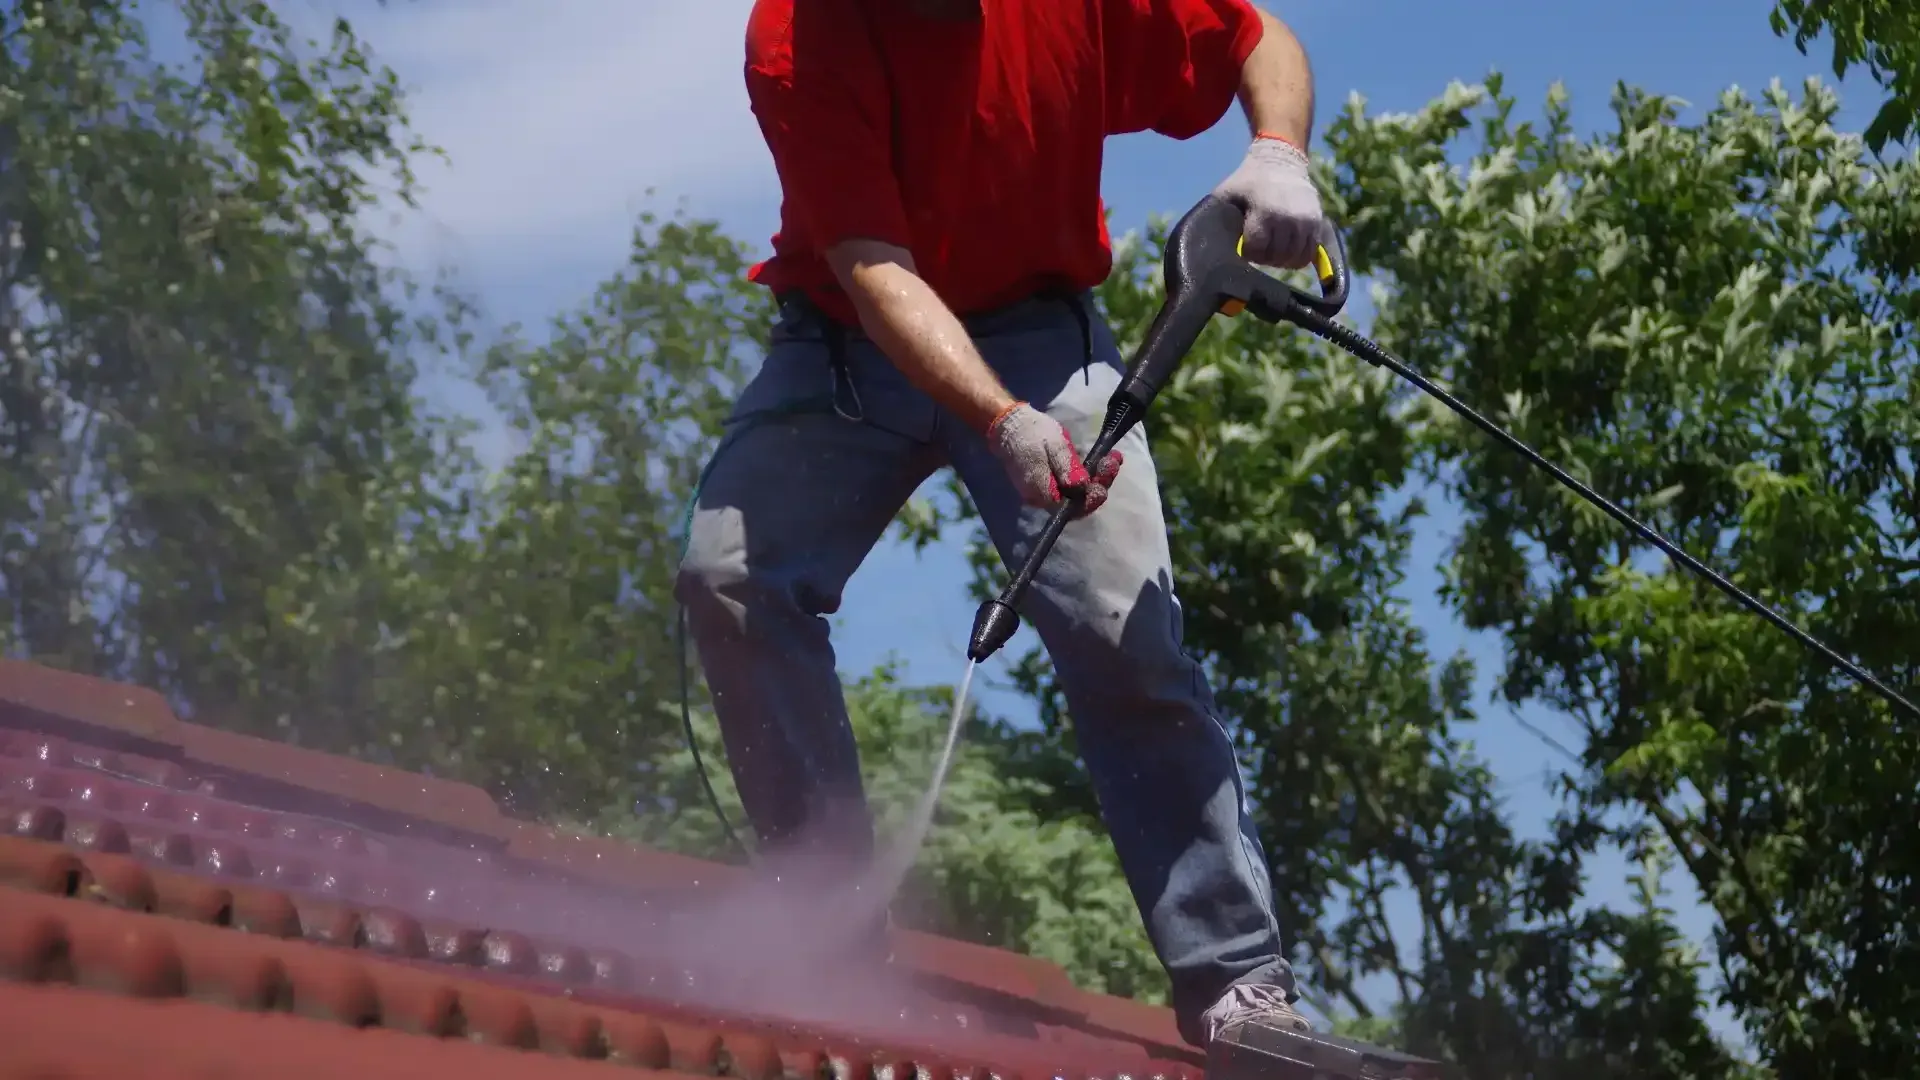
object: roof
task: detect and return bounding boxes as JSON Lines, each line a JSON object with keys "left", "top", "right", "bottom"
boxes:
{"left": 0, "top": 656, "right": 1203, "bottom": 1079}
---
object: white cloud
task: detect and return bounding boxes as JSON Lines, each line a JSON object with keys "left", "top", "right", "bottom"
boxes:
{"left": 313, "top": 0, "right": 780, "bottom": 281}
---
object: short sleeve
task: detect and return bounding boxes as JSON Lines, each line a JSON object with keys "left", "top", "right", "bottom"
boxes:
{"left": 1103, "top": 0, "right": 1266, "bottom": 139}
{"left": 745, "top": 0, "right": 913, "bottom": 251}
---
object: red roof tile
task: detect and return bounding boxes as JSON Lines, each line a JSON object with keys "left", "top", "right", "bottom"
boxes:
{"left": 0, "top": 980, "right": 672, "bottom": 1079}
{"left": 0, "top": 659, "right": 1205, "bottom": 1078}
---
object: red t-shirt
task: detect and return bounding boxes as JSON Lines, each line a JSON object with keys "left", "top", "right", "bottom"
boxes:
{"left": 743, "top": 0, "right": 1265, "bottom": 326}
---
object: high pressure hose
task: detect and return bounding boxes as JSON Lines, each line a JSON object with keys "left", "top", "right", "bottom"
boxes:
{"left": 1286, "top": 308, "right": 1919, "bottom": 722}
{"left": 676, "top": 604, "right": 751, "bottom": 861}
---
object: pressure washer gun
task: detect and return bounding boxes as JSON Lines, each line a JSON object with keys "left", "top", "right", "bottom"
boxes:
{"left": 965, "top": 194, "right": 1353, "bottom": 666}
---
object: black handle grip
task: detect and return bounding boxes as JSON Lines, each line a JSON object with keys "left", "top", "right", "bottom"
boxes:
{"left": 1189, "top": 195, "right": 1351, "bottom": 318}
{"left": 1113, "top": 195, "right": 1352, "bottom": 418}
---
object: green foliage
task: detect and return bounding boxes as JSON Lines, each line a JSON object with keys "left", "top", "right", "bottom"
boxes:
{"left": 1328, "top": 71, "right": 1920, "bottom": 1075}
{"left": 1772, "top": 0, "right": 1920, "bottom": 150}
{"left": 927, "top": 69, "right": 1920, "bottom": 1080}
{"left": 0, "top": 0, "right": 446, "bottom": 746}
{"left": 375, "top": 209, "right": 771, "bottom": 821}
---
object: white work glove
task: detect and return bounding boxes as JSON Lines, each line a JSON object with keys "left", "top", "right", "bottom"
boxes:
{"left": 1211, "top": 135, "right": 1326, "bottom": 270}
{"left": 986, "top": 403, "right": 1123, "bottom": 518}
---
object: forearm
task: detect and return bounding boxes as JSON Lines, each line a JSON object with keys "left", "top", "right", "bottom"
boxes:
{"left": 825, "top": 240, "right": 1015, "bottom": 434}
{"left": 1236, "top": 6, "right": 1314, "bottom": 147}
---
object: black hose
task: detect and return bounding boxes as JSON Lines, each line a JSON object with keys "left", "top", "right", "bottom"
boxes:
{"left": 1288, "top": 307, "right": 1919, "bottom": 722}
{"left": 677, "top": 603, "right": 752, "bottom": 861}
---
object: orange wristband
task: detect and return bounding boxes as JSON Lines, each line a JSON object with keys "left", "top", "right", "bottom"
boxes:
{"left": 987, "top": 399, "right": 1025, "bottom": 436}
{"left": 1253, "top": 130, "right": 1305, "bottom": 153}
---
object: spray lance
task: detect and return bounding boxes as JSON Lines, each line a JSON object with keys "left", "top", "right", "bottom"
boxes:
{"left": 966, "top": 195, "right": 1348, "bottom": 663}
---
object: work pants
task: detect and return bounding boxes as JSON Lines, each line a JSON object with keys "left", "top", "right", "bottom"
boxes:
{"left": 676, "top": 289, "right": 1296, "bottom": 1044}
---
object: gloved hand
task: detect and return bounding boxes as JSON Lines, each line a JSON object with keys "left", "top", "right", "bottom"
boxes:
{"left": 1211, "top": 134, "right": 1325, "bottom": 270}
{"left": 986, "top": 402, "right": 1123, "bottom": 517}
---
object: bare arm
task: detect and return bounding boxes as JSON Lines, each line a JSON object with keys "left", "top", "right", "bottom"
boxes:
{"left": 1235, "top": 6, "right": 1314, "bottom": 146}
{"left": 825, "top": 239, "right": 1016, "bottom": 434}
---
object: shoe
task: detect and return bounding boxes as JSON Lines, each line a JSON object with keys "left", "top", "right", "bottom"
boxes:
{"left": 1199, "top": 982, "right": 1313, "bottom": 1047}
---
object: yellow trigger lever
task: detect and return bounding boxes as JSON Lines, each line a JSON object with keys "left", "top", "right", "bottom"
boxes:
{"left": 1217, "top": 235, "right": 1250, "bottom": 316}
{"left": 1215, "top": 235, "right": 1338, "bottom": 317}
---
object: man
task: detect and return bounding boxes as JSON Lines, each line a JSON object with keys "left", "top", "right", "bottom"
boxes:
{"left": 677, "top": 0, "right": 1328, "bottom": 1050}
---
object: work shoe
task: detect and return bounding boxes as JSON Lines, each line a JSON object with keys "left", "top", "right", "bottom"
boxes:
{"left": 1199, "top": 982, "right": 1313, "bottom": 1047}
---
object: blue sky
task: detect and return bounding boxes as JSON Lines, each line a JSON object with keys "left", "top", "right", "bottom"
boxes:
{"left": 275, "top": 0, "right": 1881, "bottom": 1039}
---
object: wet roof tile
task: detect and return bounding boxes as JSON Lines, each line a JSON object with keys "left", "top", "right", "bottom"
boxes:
{"left": 0, "top": 843, "right": 1191, "bottom": 1078}
{"left": 0, "top": 659, "right": 1204, "bottom": 1078}
{"left": 0, "top": 980, "right": 675, "bottom": 1079}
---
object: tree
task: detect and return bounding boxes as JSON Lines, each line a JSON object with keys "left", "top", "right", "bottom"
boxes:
{"left": 930, "top": 68, "right": 1920, "bottom": 1078}
{"left": 0, "top": 0, "right": 450, "bottom": 748}
{"left": 1771, "top": 0, "right": 1920, "bottom": 151}
{"left": 1327, "top": 71, "right": 1920, "bottom": 1075}
{"left": 376, "top": 206, "right": 768, "bottom": 824}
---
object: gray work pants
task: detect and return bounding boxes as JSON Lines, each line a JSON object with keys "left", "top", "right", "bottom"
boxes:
{"left": 675, "top": 290, "right": 1296, "bottom": 1043}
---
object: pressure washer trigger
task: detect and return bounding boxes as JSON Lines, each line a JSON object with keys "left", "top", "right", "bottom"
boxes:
{"left": 1295, "top": 217, "right": 1351, "bottom": 318}
{"left": 1219, "top": 238, "right": 1249, "bottom": 317}
{"left": 1218, "top": 212, "right": 1351, "bottom": 321}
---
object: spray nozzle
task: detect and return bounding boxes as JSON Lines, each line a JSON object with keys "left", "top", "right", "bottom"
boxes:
{"left": 966, "top": 598, "right": 1022, "bottom": 662}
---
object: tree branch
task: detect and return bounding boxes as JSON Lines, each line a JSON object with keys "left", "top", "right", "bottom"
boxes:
{"left": 1313, "top": 940, "right": 1376, "bottom": 1019}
